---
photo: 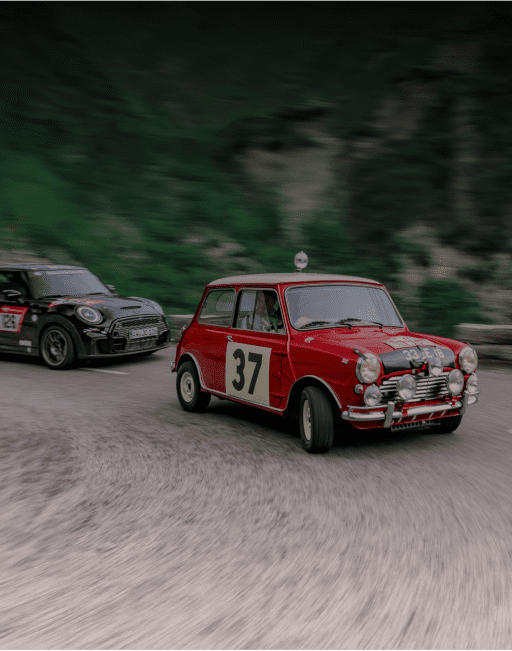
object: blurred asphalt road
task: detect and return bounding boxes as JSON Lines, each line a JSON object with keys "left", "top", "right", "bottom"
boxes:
{"left": 0, "top": 346, "right": 511, "bottom": 649}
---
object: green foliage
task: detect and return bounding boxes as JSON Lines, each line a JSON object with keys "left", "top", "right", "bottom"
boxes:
{"left": 415, "top": 279, "right": 489, "bottom": 339}
{"left": 458, "top": 261, "right": 497, "bottom": 284}
{"left": 396, "top": 236, "right": 431, "bottom": 268}
{"left": 1, "top": 3, "right": 511, "bottom": 320}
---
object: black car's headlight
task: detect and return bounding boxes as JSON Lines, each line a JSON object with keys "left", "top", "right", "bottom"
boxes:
{"left": 76, "top": 305, "right": 103, "bottom": 324}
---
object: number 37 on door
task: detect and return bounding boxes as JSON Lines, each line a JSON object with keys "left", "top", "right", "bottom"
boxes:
{"left": 225, "top": 342, "right": 271, "bottom": 406}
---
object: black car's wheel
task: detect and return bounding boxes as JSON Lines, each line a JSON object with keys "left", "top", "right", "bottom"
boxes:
{"left": 431, "top": 414, "right": 463, "bottom": 434}
{"left": 40, "top": 325, "right": 77, "bottom": 370}
{"left": 176, "top": 361, "right": 211, "bottom": 412}
{"left": 299, "top": 386, "right": 334, "bottom": 453}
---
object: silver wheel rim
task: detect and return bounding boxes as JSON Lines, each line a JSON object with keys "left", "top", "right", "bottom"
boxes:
{"left": 302, "top": 399, "right": 312, "bottom": 442}
{"left": 180, "top": 371, "right": 195, "bottom": 403}
{"left": 43, "top": 330, "right": 68, "bottom": 366}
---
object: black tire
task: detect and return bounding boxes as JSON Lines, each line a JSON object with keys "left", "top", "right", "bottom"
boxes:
{"left": 176, "top": 361, "right": 211, "bottom": 412}
{"left": 299, "top": 386, "right": 334, "bottom": 453}
{"left": 40, "top": 325, "right": 77, "bottom": 370}
{"left": 431, "top": 414, "right": 463, "bottom": 434}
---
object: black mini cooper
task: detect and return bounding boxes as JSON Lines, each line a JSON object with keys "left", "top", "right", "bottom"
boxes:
{"left": 0, "top": 263, "right": 170, "bottom": 369}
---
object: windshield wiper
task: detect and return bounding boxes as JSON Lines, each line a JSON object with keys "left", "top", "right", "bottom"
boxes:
{"left": 336, "top": 318, "right": 384, "bottom": 328}
{"left": 83, "top": 292, "right": 110, "bottom": 296}
{"left": 297, "top": 320, "right": 332, "bottom": 329}
{"left": 298, "top": 319, "right": 353, "bottom": 329}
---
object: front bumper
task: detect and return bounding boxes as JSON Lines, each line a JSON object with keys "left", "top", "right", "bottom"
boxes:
{"left": 341, "top": 390, "right": 479, "bottom": 428}
{"left": 78, "top": 328, "right": 170, "bottom": 358}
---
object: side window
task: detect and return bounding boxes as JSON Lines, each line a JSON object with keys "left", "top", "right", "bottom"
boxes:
{"left": 235, "top": 289, "right": 285, "bottom": 334}
{"left": 0, "top": 272, "right": 28, "bottom": 297}
{"left": 197, "top": 289, "right": 235, "bottom": 327}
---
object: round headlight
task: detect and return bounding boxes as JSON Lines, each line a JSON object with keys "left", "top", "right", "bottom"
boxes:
{"left": 466, "top": 373, "right": 478, "bottom": 394}
{"left": 459, "top": 346, "right": 478, "bottom": 373}
{"left": 76, "top": 305, "right": 103, "bottom": 324}
{"left": 356, "top": 353, "right": 381, "bottom": 384}
{"left": 448, "top": 369, "right": 464, "bottom": 395}
{"left": 364, "top": 384, "right": 382, "bottom": 407}
{"left": 397, "top": 374, "right": 417, "bottom": 401}
{"left": 428, "top": 357, "right": 443, "bottom": 376}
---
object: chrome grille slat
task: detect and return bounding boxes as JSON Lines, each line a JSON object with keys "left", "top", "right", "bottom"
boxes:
{"left": 379, "top": 371, "right": 450, "bottom": 404}
{"left": 111, "top": 316, "right": 167, "bottom": 338}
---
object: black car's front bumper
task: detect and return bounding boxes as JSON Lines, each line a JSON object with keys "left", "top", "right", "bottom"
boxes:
{"left": 78, "top": 315, "right": 170, "bottom": 358}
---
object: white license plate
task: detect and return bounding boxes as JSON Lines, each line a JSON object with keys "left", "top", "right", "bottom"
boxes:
{"left": 129, "top": 327, "right": 158, "bottom": 340}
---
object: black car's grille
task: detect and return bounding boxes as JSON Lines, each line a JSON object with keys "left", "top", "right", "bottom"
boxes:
{"left": 379, "top": 371, "right": 450, "bottom": 404}
{"left": 109, "top": 315, "right": 169, "bottom": 352}
{"left": 111, "top": 315, "right": 166, "bottom": 337}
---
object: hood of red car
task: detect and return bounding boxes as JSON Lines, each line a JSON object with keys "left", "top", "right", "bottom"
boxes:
{"left": 294, "top": 327, "right": 460, "bottom": 372}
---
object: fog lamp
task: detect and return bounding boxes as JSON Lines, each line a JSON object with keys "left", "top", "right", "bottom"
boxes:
{"left": 364, "top": 384, "right": 382, "bottom": 407}
{"left": 448, "top": 369, "right": 464, "bottom": 395}
{"left": 397, "top": 374, "right": 417, "bottom": 401}
{"left": 466, "top": 373, "right": 478, "bottom": 394}
{"left": 428, "top": 357, "right": 443, "bottom": 376}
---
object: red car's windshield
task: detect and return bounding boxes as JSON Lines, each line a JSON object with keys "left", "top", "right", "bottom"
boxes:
{"left": 285, "top": 284, "right": 403, "bottom": 330}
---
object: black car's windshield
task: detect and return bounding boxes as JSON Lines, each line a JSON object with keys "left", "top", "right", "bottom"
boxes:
{"left": 285, "top": 284, "right": 403, "bottom": 330}
{"left": 27, "top": 269, "right": 112, "bottom": 299}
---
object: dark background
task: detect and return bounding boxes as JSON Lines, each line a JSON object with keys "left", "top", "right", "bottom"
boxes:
{"left": 2, "top": 1, "right": 512, "bottom": 335}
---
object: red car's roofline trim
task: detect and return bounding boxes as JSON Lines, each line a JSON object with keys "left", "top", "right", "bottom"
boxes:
{"left": 207, "top": 273, "right": 382, "bottom": 287}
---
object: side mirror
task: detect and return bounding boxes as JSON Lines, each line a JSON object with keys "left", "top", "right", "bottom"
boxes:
{"left": 106, "top": 285, "right": 116, "bottom": 292}
{"left": 2, "top": 289, "right": 22, "bottom": 301}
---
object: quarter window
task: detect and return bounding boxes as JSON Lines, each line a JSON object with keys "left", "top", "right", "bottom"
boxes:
{"left": 197, "top": 289, "right": 235, "bottom": 327}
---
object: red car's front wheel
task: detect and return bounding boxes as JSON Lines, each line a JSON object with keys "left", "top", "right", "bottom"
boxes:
{"left": 299, "top": 386, "right": 334, "bottom": 453}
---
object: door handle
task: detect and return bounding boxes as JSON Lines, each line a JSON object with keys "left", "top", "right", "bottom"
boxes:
{"left": 227, "top": 335, "right": 233, "bottom": 342}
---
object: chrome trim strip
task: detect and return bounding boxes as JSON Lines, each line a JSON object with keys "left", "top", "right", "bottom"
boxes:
{"left": 341, "top": 400, "right": 463, "bottom": 424}
{"left": 407, "top": 402, "right": 461, "bottom": 417}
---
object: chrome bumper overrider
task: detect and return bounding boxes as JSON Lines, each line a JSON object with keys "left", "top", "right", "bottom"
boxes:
{"left": 341, "top": 390, "right": 479, "bottom": 427}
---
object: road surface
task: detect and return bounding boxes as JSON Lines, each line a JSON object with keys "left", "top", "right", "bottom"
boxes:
{"left": 1, "top": 347, "right": 511, "bottom": 649}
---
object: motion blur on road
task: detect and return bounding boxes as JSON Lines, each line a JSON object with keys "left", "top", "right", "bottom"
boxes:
{"left": 1, "top": 348, "right": 511, "bottom": 649}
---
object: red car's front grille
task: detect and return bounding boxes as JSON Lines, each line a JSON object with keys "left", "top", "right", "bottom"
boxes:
{"left": 379, "top": 371, "right": 450, "bottom": 404}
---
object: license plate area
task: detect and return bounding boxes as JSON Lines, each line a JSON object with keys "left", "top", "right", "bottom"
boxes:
{"left": 129, "top": 326, "right": 158, "bottom": 340}
{"left": 391, "top": 420, "right": 431, "bottom": 432}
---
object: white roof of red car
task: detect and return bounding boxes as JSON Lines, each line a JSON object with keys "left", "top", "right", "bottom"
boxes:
{"left": 208, "top": 272, "right": 381, "bottom": 286}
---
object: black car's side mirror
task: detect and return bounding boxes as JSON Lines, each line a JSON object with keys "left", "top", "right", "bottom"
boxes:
{"left": 2, "top": 289, "right": 23, "bottom": 302}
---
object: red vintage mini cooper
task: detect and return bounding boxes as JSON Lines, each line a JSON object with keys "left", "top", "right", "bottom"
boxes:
{"left": 173, "top": 253, "right": 480, "bottom": 452}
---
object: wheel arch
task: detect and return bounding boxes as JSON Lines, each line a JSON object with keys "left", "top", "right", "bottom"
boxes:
{"left": 175, "top": 352, "right": 206, "bottom": 389}
{"left": 284, "top": 375, "right": 341, "bottom": 420}
{"left": 36, "top": 316, "right": 86, "bottom": 357}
